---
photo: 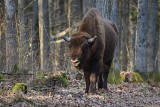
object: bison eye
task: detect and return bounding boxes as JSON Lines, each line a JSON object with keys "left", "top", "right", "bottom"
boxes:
{"left": 82, "top": 44, "right": 88, "bottom": 52}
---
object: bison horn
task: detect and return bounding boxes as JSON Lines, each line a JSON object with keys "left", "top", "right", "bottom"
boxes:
{"left": 63, "top": 37, "right": 71, "bottom": 42}
{"left": 87, "top": 36, "right": 97, "bottom": 43}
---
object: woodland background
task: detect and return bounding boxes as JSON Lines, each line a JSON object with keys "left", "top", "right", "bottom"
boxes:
{"left": 0, "top": 0, "right": 160, "bottom": 106}
{"left": 0, "top": 0, "right": 160, "bottom": 81}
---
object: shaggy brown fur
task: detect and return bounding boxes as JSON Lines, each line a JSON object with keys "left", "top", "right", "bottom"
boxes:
{"left": 64, "top": 8, "right": 118, "bottom": 93}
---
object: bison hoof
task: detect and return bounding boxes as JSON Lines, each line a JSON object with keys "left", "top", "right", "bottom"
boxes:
{"left": 85, "top": 89, "right": 97, "bottom": 94}
{"left": 98, "top": 84, "right": 103, "bottom": 89}
{"left": 89, "top": 89, "right": 97, "bottom": 94}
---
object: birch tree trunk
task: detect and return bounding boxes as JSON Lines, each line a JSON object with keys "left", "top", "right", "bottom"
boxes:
{"left": 18, "top": 0, "right": 30, "bottom": 72}
{"left": 38, "top": 0, "right": 50, "bottom": 72}
{"left": 5, "top": 0, "right": 18, "bottom": 73}
{"left": 135, "top": 0, "right": 148, "bottom": 74}
{"left": 146, "top": 0, "right": 158, "bottom": 74}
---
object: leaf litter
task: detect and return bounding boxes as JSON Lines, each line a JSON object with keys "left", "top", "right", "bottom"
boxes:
{"left": 0, "top": 72, "right": 160, "bottom": 107}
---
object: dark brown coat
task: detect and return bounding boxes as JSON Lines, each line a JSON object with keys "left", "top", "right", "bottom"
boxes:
{"left": 64, "top": 8, "right": 118, "bottom": 93}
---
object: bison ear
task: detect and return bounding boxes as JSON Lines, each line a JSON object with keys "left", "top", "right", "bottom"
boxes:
{"left": 63, "top": 37, "right": 71, "bottom": 42}
{"left": 87, "top": 36, "right": 97, "bottom": 43}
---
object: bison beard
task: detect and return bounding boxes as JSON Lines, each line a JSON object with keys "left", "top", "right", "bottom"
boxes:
{"left": 64, "top": 8, "right": 118, "bottom": 94}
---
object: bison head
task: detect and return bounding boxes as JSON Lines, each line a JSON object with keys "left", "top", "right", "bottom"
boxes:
{"left": 64, "top": 32, "right": 97, "bottom": 69}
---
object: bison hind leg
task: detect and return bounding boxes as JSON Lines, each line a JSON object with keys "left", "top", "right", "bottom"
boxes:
{"left": 98, "top": 72, "right": 103, "bottom": 89}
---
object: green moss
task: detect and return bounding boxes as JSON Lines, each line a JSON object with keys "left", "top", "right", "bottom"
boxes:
{"left": 12, "top": 83, "right": 27, "bottom": 94}
{"left": 50, "top": 72, "right": 69, "bottom": 86}
{"left": 36, "top": 73, "right": 47, "bottom": 84}
{"left": 30, "top": 73, "right": 49, "bottom": 89}
{"left": 108, "top": 71, "right": 122, "bottom": 84}
{"left": 120, "top": 71, "right": 143, "bottom": 83}
{"left": 58, "top": 73, "right": 69, "bottom": 86}
{"left": 120, "top": 73, "right": 126, "bottom": 82}
{"left": 134, "top": 72, "right": 143, "bottom": 82}
{"left": 153, "top": 71, "right": 160, "bottom": 82}
{"left": 37, "top": 72, "right": 47, "bottom": 79}
{"left": 147, "top": 71, "right": 160, "bottom": 83}
{"left": 134, "top": 70, "right": 147, "bottom": 80}
{"left": 30, "top": 71, "right": 69, "bottom": 89}
{"left": 130, "top": 7, "right": 138, "bottom": 21}
{"left": 135, "top": 69, "right": 160, "bottom": 82}
{"left": 0, "top": 74, "right": 4, "bottom": 82}
{"left": 108, "top": 70, "right": 115, "bottom": 84}
{"left": 107, "top": 63, "right": 122, "bottom": 84}
{"left": 60, "top": 72, "right": 67, "bottom": 79}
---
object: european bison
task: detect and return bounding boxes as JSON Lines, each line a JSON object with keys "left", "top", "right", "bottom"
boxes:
{"left": 64, "top": 8, "right": 118, "bottom": 93}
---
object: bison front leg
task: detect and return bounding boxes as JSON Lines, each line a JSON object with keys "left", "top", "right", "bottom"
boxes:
{"left": 89, "top": 73, "right": 97, "bottom": 93}
{"left": 98, "top": 72, "right": 103, "bottom": 89}
{"left": 84, "top": 72, "right": 90, "bottom": 93}
{"left": 84, "top": 72, "right": 97, "bottom": 94}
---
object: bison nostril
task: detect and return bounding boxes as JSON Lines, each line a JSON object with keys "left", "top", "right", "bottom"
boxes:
{"left": 71, "top": 58, "right": 80, "bottom": 67}
{"left": 71, "top": 59, "right": 79, "bottom": 63}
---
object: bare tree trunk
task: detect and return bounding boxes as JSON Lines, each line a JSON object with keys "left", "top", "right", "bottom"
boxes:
{"left": 105, "top": 0, "right": 112, "bottom": 20}
{"left": 18, "top": 0, "right": 31, "bottom": 72}
{"left": 83, "top": 0, "right": 96, "bottom": 15}
{"left": 158, "top": 30, "right": 160, "bottom": 77}
{"left": 38, "top": 0, "right": 50, "bottom": 72}
{"left": 111, "top": 0, "right": 120, "bottom": 74}
{"left": 0, "top": 0, "right": 6, "bottom": 71}
{"left": 121, "top": 0, "right": 129, "bottom": 71}
{"left": 110, "top": 0, "right": 121, "bottom": 83}
{"left": 83, "top": 0, "right": 112, "bottom": 19}
{"left": 31, "top": 0, "right": 40, "bottom": 73}
{"left": 135, "top": 0, "right": 148, "bottom": 74}
{"left": 0, "top": 27, "right": 5, "bottom": 72}
{"left": 69, "top": 0, "right": 83, "bottom": 29}
{"left": 146, "top": 0, "right": 158, "bottom": 74}
{"left": 129, "top": 20, "right": 136, "bottom": 72}
{"left": 57, "top": 0, "right": 68, "bottom": 71}
{"left": 48, "top": 0, "right": 56, "bottom": 72}
{"left": 118, "top": 1, "right": 123, "bottom": 72}
{"left": 96, "top": 0, "right": 107, "bottom": 18}
{"left": 128, "top": 1, "right": 137, "bottom": 72}
{"left": 5, "top": 0, "right": 18, "bottom": 73}
{"left": 49, "top": 0, "right": 68, "bottom": 71}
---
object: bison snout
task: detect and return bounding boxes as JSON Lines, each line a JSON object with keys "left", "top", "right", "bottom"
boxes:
{"left": 71, "top": 59, "right": 80, "bottom": 67}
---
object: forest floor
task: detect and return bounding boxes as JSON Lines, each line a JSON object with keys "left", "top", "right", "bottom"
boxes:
{"left": 0, "top": 72, "right": 160, "bottom": 107}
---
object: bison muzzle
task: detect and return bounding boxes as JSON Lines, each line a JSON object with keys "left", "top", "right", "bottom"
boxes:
{"left": 64, "top": 8, "right": 118, "bottom": 94}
